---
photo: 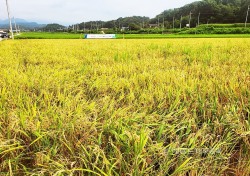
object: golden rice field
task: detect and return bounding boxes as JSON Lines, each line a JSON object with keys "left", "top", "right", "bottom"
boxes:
{"left": 0, "top": 39, "right": 250, "bottom": 175}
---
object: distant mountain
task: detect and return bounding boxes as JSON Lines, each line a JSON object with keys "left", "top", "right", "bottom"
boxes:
{"left": 0, "top": 18, "right": 46, "bottom": 29}
{"left": 0, "top": 18, "right": 27, "bottom": 24}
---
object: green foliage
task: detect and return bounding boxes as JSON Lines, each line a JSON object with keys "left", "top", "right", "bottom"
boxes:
{"left": 78, "top": 16, "right": 149, "bottom": 31}
{"left": 151, "top": 0, "right": 250, "bottom": 26}
{"left": 180, "top": 26, "right": 250, "bottom": 34}
{"left": 14, "top": 32, "right": 250, "bottom": 39}
{"left": 72, "top": 0, "right": 250, "bottom": 34}
{"left": 199, "top": 23, "right": 250, "bottom": 28}
{"left": 129, "top": 23, "right": 141, "bottom": 31}
{"left": 15, "top": 32, "right": 83, "bottom": 39}
{"left": 43, "top": 23, "right": 66, "bottom": 32}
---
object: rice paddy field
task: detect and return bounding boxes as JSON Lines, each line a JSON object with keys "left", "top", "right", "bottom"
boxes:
{"left": 0, "top": 39, "right": 250, "bottom": 175}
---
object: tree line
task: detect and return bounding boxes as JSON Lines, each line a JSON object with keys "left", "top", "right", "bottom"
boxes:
{"left": 150, "top": 0, "right": 250, "bottom": 28}
{"left": 44, "top": 0, "right": 250, "bottom": 32}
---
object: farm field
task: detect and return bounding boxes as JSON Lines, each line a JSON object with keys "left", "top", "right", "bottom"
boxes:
{"left": 14, "top": 32, "right": 250, "bottom": 39}
{"left": 0, "top": 39, "right": 250, "bottom": 175}
{"left": 15, "top": 32, "right": 84, "bottom": 39}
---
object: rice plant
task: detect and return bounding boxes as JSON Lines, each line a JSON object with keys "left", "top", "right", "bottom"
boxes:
{"left": 0, "top": 39, "right": 249, "bottom": 175}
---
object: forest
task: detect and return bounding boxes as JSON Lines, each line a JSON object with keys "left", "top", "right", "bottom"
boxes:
{"left": 75, "top": 0, "right": 250, "bottom": 30}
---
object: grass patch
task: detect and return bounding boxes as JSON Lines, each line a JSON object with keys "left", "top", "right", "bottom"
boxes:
{"left": 14, "top": 32, "right": 250, "bottom": 39}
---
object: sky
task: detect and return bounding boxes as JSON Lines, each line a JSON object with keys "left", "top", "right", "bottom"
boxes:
{"left": 0, "top": 0, "right": 199, "bottom": 25}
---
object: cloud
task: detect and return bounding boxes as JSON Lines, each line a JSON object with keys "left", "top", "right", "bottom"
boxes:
{"left": 1, "top": 0, "right": 199, "bottom": 25}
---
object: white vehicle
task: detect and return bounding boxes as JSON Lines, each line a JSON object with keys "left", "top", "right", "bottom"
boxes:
{"left": 0, "top": 31, "right": 9, "bottom": 38}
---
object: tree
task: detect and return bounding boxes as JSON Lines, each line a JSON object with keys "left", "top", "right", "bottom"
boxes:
{"left": 43, "top": 23, "right": 65, "bottom": 32}
{"left": 129, "top": 23, "right": 140, "bottom": 30}
{"left": 76, "top": 0, "right": 250, "bottom": 32}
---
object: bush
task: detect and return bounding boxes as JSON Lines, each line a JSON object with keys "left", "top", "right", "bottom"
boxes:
{"left": 180, "top": 27, "right": 250, "bottom": 34}
{"left": 198, "top": 23, "right": 250, "bottom": 28}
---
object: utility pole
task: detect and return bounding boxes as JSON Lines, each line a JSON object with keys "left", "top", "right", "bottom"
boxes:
{"left": 158, "top": 16, "right": 160, "bottom": 27}
{"left": 113, "top": 21, "right": 116, "bottom": 33}
{"left": 13, "top": 17, "right": 18, "bottom": 34}
{"left": 162, "top": 16, "right": 164, "bottom": 34}
{"left": 96, "top": 21, "right": 98, "bottom": 32}
{"left": 5, "top": 0, "right": 14, "bottom": 39}
{"left": 245, "top": 5, "right": 250, "bottom": 28}
{"left": 180, "top": 15, "right": 182, "bottom": 29}
{"left": 198, "top": 12, "right": 200, "bottom": 27}
{"left": 173, "top": 17, "right": 175, "bottom": 29}
{"left": 189, "top": 11, "right": 192, "bottom": 28}
{"left": 173, "top": 9, "right": 175, "bottom": 30}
